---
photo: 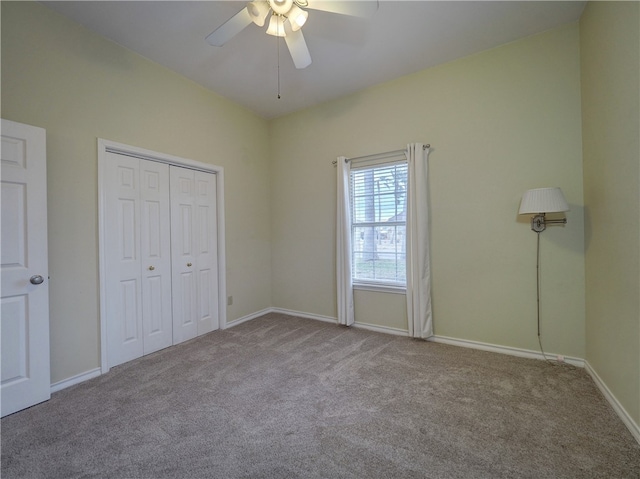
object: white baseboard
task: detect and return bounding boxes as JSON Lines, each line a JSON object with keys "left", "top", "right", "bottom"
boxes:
{"left": 270, "top": 307, "right": 339, "bottom": 324}
{"left": 264, "top": 309, "right": 585, "bottom": 365}
{"left": 428, "top": 335, "right": 585, "bottom": 368}
{"left": 225, "top": 308, "right": 274, "bottom": 329}
{"left": 271, "top": 308, "right": 410, "bottom": 337}
{"left": 270, "top": 307, "right": 414, "bottom": 338}
{"left": 352, "top": 321, "right": 410, "bottom": 337}
{"left": 585, "top": 361, "right": 640, "bottom": 444}
{"left": 50, "top": 367, "right": 101, "bottom": 394}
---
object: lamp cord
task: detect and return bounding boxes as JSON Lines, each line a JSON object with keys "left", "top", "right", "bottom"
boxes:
{"left": 536, "top": 231, "right": 550, "bottom": 360}
{"left": 536, "top": 231, "right": 575, "bottom": 369}
{"left": 536, "top": 231, "right": 541, "bottom": 338}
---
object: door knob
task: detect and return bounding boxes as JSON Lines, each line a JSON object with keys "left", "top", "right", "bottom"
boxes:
{"left": 30, "top": 275, "right": 45, "bottom": 285}
{"left": 148, "top": 266, "right": 155, "bottom": 271}
{"left": 187, "top": 262, "right": 192, "bottom": 267}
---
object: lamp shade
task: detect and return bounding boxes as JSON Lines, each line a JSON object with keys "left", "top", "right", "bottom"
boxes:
{"left": 288, "top": 5, "right": 308, "bottom": 31}
{"left": 248, "top": 1, "right": 270, "bottom": 27}
{"left": 519, "top": 187, "right": 569, "bottom": 214}
{"left": 266, "top": 14, "right": 286, "bottom": 37}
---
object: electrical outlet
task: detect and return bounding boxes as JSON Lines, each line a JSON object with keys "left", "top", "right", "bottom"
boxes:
{"left": 227, "top": 295, "right": 233, "bottom": 306}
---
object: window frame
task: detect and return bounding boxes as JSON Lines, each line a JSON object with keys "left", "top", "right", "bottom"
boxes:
{"left": 349, "top": 156, "right": 408, "bottom": 293}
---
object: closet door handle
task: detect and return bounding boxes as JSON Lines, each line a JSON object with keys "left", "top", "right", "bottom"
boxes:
{"left": 148, "top": 266, "right": 155, "bottom": 271}
{"left": 187, "top": 262, "right": 192, "bottom": 267}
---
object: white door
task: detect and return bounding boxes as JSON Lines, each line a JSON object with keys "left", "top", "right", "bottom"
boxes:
{"left": 193, "top": 170, "right": 219, "bottom": 336}
{"left": 103, "top": 153, "right": 172, "bottom": 368}
{"left": 1, "top": 119, "right": 50, "bottom": 417}
{"left": 139, "top": 160, "right": 173, "bottom": 355}
{"left": 170, "top": 167, "right": 218, "bottom": 344}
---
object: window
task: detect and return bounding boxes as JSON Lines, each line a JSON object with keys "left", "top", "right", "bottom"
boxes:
{"left": 350, "top": 159, "right": 407, "bottom": 288}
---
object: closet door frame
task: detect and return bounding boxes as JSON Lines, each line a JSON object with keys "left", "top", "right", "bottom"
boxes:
{"left": 97, "top": 139, "right": 227, "bottom": 374}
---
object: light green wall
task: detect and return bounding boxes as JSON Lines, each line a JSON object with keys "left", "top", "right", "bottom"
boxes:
{"left": 270, "top": 23, "right": 586, "bottom": 358}
{"left": 9, "top": 2, "right": 635, "bottom": 430}
{"left": 581, "top": 1, "right": 640, "bottom": 425}
{"left": 1, "top": 2, "right": 272, "bottom": 383}
{"left": 354, "top": 290, "right": 408, "bottom": 332}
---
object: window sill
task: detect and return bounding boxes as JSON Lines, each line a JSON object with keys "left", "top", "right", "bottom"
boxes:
{"left": 353, "top": 282, "right": 406, "bottom": 295}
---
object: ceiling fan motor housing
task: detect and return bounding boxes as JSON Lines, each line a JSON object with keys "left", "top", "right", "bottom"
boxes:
{"left": 269, "top": 0, "right": 294, "bottom": 15}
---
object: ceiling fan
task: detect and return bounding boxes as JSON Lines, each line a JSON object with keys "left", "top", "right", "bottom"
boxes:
{"left": 205, "top": 0, "right": 378, "bottom": 69}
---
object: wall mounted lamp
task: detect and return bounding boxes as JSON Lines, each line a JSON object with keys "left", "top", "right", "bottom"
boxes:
{"left": 518, "top": 187, "right": 569, "bottom": 362}
{"left": 519, "top": 187, "right": 569, "bottom": 232}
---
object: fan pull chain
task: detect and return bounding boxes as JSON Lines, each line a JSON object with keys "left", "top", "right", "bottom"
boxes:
{"left": 277, "top": 19, "right": 281, "bottom": 99}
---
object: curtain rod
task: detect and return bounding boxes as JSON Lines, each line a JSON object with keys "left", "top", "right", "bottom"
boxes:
{"left": 332, "top": 144, "right": 430, "bottom": 165}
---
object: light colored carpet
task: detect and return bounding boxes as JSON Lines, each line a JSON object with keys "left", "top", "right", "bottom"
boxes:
{"left": 2, "top": 312, "right": 639, "bottom": 478}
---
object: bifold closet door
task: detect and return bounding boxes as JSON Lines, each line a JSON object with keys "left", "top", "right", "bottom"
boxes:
{"left": 170, "top": 166, "right": 219, "bottom": 344}
{"left": 104, "top": 153, "right": 173, "bottom": 367}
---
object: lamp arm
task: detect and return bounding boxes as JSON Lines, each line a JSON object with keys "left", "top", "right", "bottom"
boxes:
{"left": 530, "top": 213, "right": 567, "bottom": 233}
{"left": 545, "top": 218, "right": 567, "bottom": 225}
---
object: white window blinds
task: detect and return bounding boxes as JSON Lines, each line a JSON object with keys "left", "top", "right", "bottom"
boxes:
{"left": 350, "top": 158, "right": 408, "bottom": 286}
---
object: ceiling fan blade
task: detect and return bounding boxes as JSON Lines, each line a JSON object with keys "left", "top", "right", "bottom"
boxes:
{"left": 284, "top": 24, "right": 312, "bottom": 69}
{"left": 306, "top": 1, "right": 378, "bottom": 17}
{"left": 205, "top": 6, "right": 253, "bottom": 47}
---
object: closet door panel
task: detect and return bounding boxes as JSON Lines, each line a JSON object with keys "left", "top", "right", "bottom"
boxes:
{"left": 195, "top": 171, "right": 218, "bottom": 334}
{"left": 140, "top": 161, "right": 172, "bottom": 354}
{"left": 170, "top": 167, "right": 198, "bottom": 344}
{"left": 104, "top": 153, "right": 144, "bottom": 367}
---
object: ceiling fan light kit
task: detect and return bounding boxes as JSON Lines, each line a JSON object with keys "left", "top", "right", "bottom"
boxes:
{"left": 206, "top": 0, "right": 378, "bottom": 70}
{"left": 247, "top": 1, "right": 270, "bottom": 27}
{"left": 288, "top": 5, "right": 309, "bottom": 31}
{"left": 266, "top": 14, "right": 287, "bottom": 37}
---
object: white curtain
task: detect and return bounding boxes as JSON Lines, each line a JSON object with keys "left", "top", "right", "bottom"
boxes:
{"left": 405, "top": 143, "right": 433, "bottom": 338}
{"left": 336, "top": 156, "right": 354, "bottom": 326}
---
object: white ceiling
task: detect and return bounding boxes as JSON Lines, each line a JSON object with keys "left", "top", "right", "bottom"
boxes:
{"left": 42, "top": 1, "right": 586, "bottom": 119}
